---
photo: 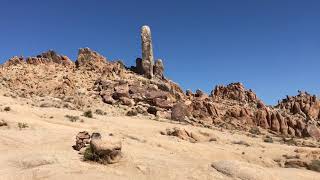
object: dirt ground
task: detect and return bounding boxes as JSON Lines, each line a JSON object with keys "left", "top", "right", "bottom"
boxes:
{"left": 0, "top": 94, "right": 319, "bottom": 180}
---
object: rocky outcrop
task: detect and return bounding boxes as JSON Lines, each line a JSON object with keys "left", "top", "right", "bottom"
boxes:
{"left": 3, "top": 56, "right": 24, "bottom": 67}
{"left": 277, "top": 91, "right": 320, "bottom": 120}
{"left": 154, "top": 59, "right": 164, "bottom": 79}
{"left": 75, "top": 48, "right": 107, "bottom": 70}
{"left": 3, "top": 50, "right": 73, "bottom": 67}
{"left": 212, "top": 82, "right": 259, "bottom": 104}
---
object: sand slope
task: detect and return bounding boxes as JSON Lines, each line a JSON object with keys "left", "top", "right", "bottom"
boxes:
{"left": 0, "top": 95, "right": 319, "bottom": 180}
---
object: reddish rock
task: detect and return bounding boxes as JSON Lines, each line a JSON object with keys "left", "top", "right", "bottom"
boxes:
{"left": 212, "top": 82, "right": 258, "bottom": 104}
{"left": 113, "top": 84, "right": 129, "bottom": 99}
{"left": 171, "top": 103, "right": 188, "bottom": 121}
{"left": 270, "top": 112, "right": 280, "bottom": 132}
{"left": 75, "top": 48, "right": 107, "bottom": 70}
{"left": 73, "top": 131, "right": 91, "bottom": 151}
{"left": 153, "top": 98, "right": 173, "bottom": 109}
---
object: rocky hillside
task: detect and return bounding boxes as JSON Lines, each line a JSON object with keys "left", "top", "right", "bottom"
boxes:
{"left": 0, "top": 26, "right": 319, "bottom": 141}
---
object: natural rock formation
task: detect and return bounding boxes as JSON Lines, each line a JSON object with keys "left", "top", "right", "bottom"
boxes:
{"left": 154, "top": 59, "right": 164, "bottom": 79}
{"left": 141, "top": 25, "right": 154, "bottom": 78}
{"left": 75, "top": 48, "right": 107, "bottom": 70}
{"left": 73, "top": 131, "right": 91, "bottom": 151}
{"left": 212, "top": 82, "right": 259, "bottom": 104}
{"left": 90, "top": 136, "right": 122, "bottom": 164}
{"left": 171, "top": 103, "right": 188, "bottom": 121}
{"left": 3, "top": 50, "right": 73, "bottom": 67}
{"left": 161, "top": 127, "right": 217, "bottom": 143}
{"left": 1, "top": 25, "right": 319, "bottom": 141}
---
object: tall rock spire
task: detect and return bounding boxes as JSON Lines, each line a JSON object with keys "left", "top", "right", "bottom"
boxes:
{"left": 141, "top": 25, "right": 154, "bottom": 79}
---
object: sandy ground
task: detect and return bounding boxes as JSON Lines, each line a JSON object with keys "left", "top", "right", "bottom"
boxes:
{"left": 0, "top": 94, "right": 319, "bottom": 180}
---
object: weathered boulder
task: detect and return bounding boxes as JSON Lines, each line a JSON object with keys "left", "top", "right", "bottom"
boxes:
{"left": 153, "top": 59, "right": 164, "bottom": 79}
{"left": 171, "top": 103, "right": 188, "bottom": 121}
{"left": 73, "top": 131, "right": 91, "bottom": 151}
{"left": 90, "top": 137, "right": 122, "bottom": 164}
{"left": 113, "top": 84, "right": 129, "bottom": 99}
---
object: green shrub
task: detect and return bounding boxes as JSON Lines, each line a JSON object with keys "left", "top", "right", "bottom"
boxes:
{"left": 18, "top": 122, "right": 28, "bottom": 129}
{"left": 83, "top": 145, "right": 99, "bottom": 161}
{"left": 83, "top": 110, "right": 93, "bottom": 118}
{"left": 65, "top": 115, "right": 80, "bottom": 122}
{"left": 263, "top": 137, "right": 274, "bottom": 143}
{"left": 95, "top": 109, "right": 105, "bottom": 115}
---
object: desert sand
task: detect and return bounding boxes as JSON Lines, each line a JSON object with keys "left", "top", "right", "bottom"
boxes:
{"left": 0, "top": 93, "right": 319, "bottom": 180}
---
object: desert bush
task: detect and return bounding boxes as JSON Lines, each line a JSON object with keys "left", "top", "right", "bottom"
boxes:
{"left": 18, "top": 122, "right": 28, "bottom": 129}
{"left": 95, "top": 109, "right": 105, "bottom": 115}
{"left": 83, "top": 110, "right": 93, "bottom": 118}
{"left": 4, "top": 106, "right": 11, "bottom": 111}
{"left": 65, "top": 115, "right": 80, "bottom": 122}
{"left": 83, "top": 145, "right": 99, "bottom": 161}
{"left": 0, "top": 119, "right": 8, "bottom": 126}
{"left": 263, "top": 136, "right": 273, "bottom": 143}
{"left": 126, "top": 109, "right": 138, "bottom": 116}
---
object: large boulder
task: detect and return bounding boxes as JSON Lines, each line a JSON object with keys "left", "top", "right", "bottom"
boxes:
{"left": 90, "top": 137, "right": 122, "bottom": 164}
{"left": 171, "top": 103, "right": 188, "bottom": 121}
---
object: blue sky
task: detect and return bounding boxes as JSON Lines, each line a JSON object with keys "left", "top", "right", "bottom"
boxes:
{"left": 1, "top": 0, "right": 319, "bottom": 105}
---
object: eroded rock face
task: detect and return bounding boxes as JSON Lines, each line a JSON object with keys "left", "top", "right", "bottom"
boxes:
{"left": 141, "top": 25, "right": 154, "bottom": 79}
{"left": 154, "top": 59, "right": 164, "bottom": 79}
{"left": 4, "top": 51, "right": 73, "bottom": 67}
{"left": 212, "top": 82, "right": 259, "bottom": 104}
{"left": 75, "top": 48, "right": 107, "bottom": 70}
{"left": 3, "top": 56, "right": 24, "bottom": 67}
{"left": 277, "top": 91, "right": 320, "bottom": 120}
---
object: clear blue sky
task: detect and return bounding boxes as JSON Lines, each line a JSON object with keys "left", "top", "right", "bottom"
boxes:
{"left": 1, "top": 0, "right": 319, "bottom": 105}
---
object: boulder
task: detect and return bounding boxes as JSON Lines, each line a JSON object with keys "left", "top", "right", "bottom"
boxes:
{"left": 171, "top": 103, "right": 188, "bottom": 121}
{"left": 113, "top": 84, "right": 129, "bottom": 99}
{"left": 90, "top": 137, "right": 122, "bottom": 164}
{"left": 73, "top": 131, "right": 91, "bottom": 151}
{"left": 153, "top": 59, "right": 164, "bottom": 79}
